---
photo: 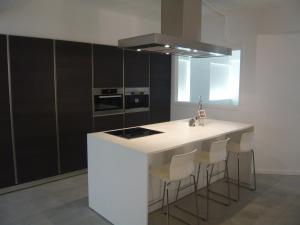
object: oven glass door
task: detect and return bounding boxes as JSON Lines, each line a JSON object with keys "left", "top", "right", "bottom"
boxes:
{"left": 94, "top": 94, "right": 123, "bottom": 112}
{"left": 125, "top": 94, "right": 149, "bottom": 109}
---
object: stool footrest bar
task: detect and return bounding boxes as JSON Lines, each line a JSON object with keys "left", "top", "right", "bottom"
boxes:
{"left": 198, "top": 193, "right": 230, "bottom": 206}
{"left": 148, "top": 198, "right": 163, "bottom": 207}
{"left": 174, "top": 204, "right": 206, "bottom": 221}
{"left": 208, "top": 189, "right": 236, "bottom": 202}
{"left": 225, "top": 179, "right": 255, "bottom": 191}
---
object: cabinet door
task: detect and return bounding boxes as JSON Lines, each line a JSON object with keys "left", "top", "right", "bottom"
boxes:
{"left": 124, "top": 50, "right": 149, "bottom": 87}
{"left": 150, "top": 53, "right": 171, "bottom": 123}
{"left": 93, "top": 44, "right": 123, "bottom": 88}
{"left": 56, "top": 40, "right": 93, "bottom": 173}
{"left": 10, "top": 36, "right": 58, "bottom": 183}
{"left": 125, "top": 112, "right": 150, "bottom": 128}
{"left": 0, "top": 35, "right": 15, "bottom": 188}
{"left": 94, "top": 114, "right": 124, "bottom": 132}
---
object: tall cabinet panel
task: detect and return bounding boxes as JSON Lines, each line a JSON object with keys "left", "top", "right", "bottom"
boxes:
{"left": 56, "top": 41, "right": 93, "bottom": 173}
{"left": 93, "top": 44, "right": 123, "bottom": 88}
{"left": 0, "top": 35, "right": 15, "bottom": 188}
{"left": 150, "top": 53, "right": 171, "bottom": 123}
{"left": 94, "top": 114, "right": 124, "bottom": 132}
{"left": 9, "top": 36, "right": 58, "bottom": 183}
{"left": 124, "top": 50, "right": 149, "bottom": 87}
{"left": 125, "top": 112, "right": 150, "bottom": 128}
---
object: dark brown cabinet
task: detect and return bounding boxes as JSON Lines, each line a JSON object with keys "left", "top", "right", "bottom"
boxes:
{"left": 125, "top": 112, "right": 150, "bottom": 128}
{"left": 93, "top": 44, "right": 123, "bottom": 88}
{"left": 150, "top": 53, "right": 171, "bottom": 123}
{"left": 0, "top": 33, "right": 172, "bottom": 190}
{"left": 0, "top": 35, "right": 15, "bottom": 188}
{"left": 9, "top": 36, "right": 58, "bottom": 183}
{"left": 94, "top": 114, "right": 124, "bottom": 132}
{"left": 124, "top": 50, "right": 149, "bottom": 87}
{"left": 55, "top": 40, "right": 93, "bottom": 173}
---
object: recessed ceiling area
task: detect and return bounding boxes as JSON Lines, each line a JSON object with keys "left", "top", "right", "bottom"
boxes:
{"left": 205, "top": 0, "right": 294, "bottom": 14}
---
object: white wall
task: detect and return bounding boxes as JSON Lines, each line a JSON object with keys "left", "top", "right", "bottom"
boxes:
{"left": 0, "top": 0, "right": 160, "bottom": 45}
{"left": 255, "top": 33, "right": 300, "bottom": 175}
{"left": 1, "top": 0, "right": 300, "bottom": 175}
{"left": 171, "top": 4, "right": 300, "bottom": 175}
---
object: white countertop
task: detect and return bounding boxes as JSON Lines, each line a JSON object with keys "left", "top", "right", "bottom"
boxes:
{"left": 88, "top": 119, "right": 253, "bottom": 155}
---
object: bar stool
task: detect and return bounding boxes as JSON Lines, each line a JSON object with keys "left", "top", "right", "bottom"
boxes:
{"left": 227, "top": 131, "right": 256, "bottom": 200}
{"left": 149, "top": 149, "right": 199, "bottom": 225}
{"left": 175, "top": 138, "right": 231, "bottom": 221}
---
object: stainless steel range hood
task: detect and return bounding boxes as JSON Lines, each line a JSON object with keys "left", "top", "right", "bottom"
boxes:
{"left": 118, "top": 0, "right": 231, "bottom": 58}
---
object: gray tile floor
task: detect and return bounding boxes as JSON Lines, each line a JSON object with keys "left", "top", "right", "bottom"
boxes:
{"left": 0, "top": 174, "right": 299, "bottom": 225}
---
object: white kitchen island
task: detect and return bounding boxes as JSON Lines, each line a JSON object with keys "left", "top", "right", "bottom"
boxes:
{"left": 88, "top": 119, "right": 253, "bottom": 225}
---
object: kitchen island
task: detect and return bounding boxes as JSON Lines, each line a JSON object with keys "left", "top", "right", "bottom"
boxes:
{"left": 88, "top": 119, "right": 253, "bottom": 225}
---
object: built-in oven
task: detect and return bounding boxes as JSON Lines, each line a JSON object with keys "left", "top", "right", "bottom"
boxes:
{"left": 93, "top": 88, "right": 123, "bottom": 116}
{"left": 125, "top": 87, "right": 149, "bottom": 113}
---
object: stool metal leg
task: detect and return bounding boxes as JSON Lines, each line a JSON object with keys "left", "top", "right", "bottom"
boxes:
{"left": 225, "top": 158, "right": 231, "bottom": 205}
{"left": 252, "top": 149, "right": 257, "bottom": 191}
{"left": 174, "top": 174, "right": 206, "bottom": 222}
{"left": 237, "top": 153, "right": 240, "bottom": 200}
{"left": 198, "top": 163, "right": 231, "bottom": 206}
{"left": 224, "top": 150, "right": 257, "bottom": 200}
{"left": 206, "top": 165, "right": 209, "bottom": 220}
{"left": 175, "top": 180, "right": 181, "bottom": 201}
{"left": 162, "top": 181, "right": 166, "bottom": 212}
{"left": 225, "top": 152, "right": 230, "bottom": 181}
{"left": 208, "top": 164, "right": 214, "bottom": 184}
{"left": 192, "top": 175, "right": 200, "bottom": 225}
{"left": 166, "top": 183, "right": 170, "bottom": 225}
{"left": 196, "top": 163, "right": 201, "bottom": 188}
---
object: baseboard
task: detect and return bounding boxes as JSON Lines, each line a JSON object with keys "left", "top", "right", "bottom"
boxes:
{"left": 256, "top": 169, "right": 300, "bottom": 176}
{"left": 0, "top": 169, "right": 87, "bottom": 195}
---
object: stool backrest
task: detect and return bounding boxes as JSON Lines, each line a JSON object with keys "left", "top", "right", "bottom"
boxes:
{"left": 169, "top": 149, "right": 197, "bottom": 181}
{"left": 209, "top": 138, "right": 230, "bottom": 163}
{"left": 240, "top": 132, "right": 254, "bottom": 152}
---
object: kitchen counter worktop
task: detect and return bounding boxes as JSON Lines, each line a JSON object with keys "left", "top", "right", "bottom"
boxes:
{"left": 88, "top": 119, "right": 253, "bottom": 155}
{"left": 88, "top": 118, "right": 254, "bottom": 225}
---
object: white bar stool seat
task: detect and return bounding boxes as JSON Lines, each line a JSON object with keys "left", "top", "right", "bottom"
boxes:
{"left": 196, "top": 138, "right": 231, "bottom": 219}
{"left": 227, "top": 131, "right": 256, "bottom": 200}
{"left": 150, "top": 164, "right": 171, "bottom": 182}
{"left": 175, "top": 138, "right": 231, "bottom": 221}
{"left": 149, "top": 149, "right": 200, "bottom": 225}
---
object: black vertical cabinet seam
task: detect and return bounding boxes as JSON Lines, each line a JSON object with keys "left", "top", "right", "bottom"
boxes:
{"left": 55, "top": 40, "right": 93, "bottom": 173}
{"left": 150, "top": 53, "right": 171, "bottom": 123}
{"left": 0, "top": 34, "right": 16, "bottom": 188}
{"left": 9, "top": 36, "right": 59, "bottom": 183}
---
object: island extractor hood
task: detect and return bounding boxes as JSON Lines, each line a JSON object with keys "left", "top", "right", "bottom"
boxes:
{"left": 118, "top": 0, "right": 231, "bottom": 58}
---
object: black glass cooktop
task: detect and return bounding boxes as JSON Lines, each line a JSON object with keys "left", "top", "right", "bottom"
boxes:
{"left": 105, "top": 127, "right": 163, "bottom": 139}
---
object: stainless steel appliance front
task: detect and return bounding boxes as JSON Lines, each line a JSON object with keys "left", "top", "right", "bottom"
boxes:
{"left": 93, "top": 88, "right": 124, "bottom": 116}
{"left": 125, "top": 87, "right": 149, "bottom": 113}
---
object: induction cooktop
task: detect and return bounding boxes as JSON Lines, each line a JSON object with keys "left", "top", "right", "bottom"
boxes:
{"left": 105, "top": 127, "right": 163, "bottom": 139}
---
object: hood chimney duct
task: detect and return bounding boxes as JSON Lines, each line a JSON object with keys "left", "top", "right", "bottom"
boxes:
{"left": 161, "top": 0, "right": 202, "bottom": 41}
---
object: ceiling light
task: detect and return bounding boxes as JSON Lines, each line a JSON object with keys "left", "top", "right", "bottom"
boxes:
{"left": 165, "top": 52, "right": 170, "bottom": 55}
{"left": 193, "top": 49, "right": 198, "bottom": 53}
{"left": 164, "top": 44, "right": 170, "bottom": 48}
{"left": 209, "top": 52, "right": 223, "bottom": 57}
{"left": 176, "top": 46, "right": 192, "bottom": 52}
{"left": 137, "top": 49, "right": 141, "bottom": 52}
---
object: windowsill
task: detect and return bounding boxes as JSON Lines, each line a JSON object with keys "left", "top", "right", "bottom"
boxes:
{"left": 173, "top": 101, "right": 241, "bottom": 111}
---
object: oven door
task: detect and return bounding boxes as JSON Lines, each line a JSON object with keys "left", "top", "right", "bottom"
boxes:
{"left": 94, "top": 94, "right": 123, "bottom": 116}
{"left": 125, "top": 94, "right": 149, "bottom": 113}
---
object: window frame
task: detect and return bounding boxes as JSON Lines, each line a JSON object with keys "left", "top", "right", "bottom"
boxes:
{"left": 172, "top": 47, "right": 244, "bottom": 111}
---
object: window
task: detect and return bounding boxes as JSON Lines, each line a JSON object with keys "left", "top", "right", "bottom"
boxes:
{"left": 176, "top": 50, "right": 241, "bottom": 106}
